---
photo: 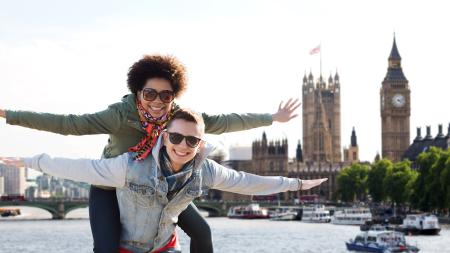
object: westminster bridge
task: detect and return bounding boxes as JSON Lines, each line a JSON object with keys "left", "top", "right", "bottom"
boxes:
{"left": 0, "top": 198, "right": 89, "bottom": 219}
{"left": 0, "top": 198, "right": 297, "bottom": 219}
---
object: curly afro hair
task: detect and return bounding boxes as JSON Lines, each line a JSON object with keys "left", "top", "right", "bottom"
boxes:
{"left": 127, "top": 54, "right": 187, "bottom": 97}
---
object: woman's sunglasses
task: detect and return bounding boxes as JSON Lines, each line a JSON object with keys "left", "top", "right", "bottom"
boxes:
{"left": 166, "top": 132, "right": 202, "bottom": 148}
{"left": 141, "top": 88, "right": 175, "bottom": 103}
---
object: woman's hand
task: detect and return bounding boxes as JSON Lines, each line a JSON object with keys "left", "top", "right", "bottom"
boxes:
{"left": 272, "top": 98, "right": 301, "bottom": 123}
{"left": 0, "top": 157, "right": 25, "bottom": 168}
{"left": 0, "top": 109, "right": 5, "bottom": 118}
{"left": 300, "top": 178, "right": 328, "bottom": 190}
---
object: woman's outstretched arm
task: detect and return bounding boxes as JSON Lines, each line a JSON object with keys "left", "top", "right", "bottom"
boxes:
{"left": 0, "top": 104, "right": 124, "bottom": 135}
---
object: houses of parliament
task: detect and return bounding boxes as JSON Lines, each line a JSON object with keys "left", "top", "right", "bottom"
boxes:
{"left": 217, "top": 36, "right": 420, "bottom": 202}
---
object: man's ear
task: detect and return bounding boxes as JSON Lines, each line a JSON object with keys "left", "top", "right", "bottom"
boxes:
{"left": 198, "top": 140, "right": 205, "bottom": 150}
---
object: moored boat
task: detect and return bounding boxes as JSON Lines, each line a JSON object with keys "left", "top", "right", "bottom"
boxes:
{"left": 227, "top": 203, "right": 269, "bottom": 219}
{"left": 332, "top": 207, "right": 372, "bottom": 225}
{"left": 269, "top": 207, "right": 298, "bottom": 221}
{"left": 395, "top": 214, "right": 441, "bottom": 235}
{"left": 300, "top": 204, "right": 331, "bottom": 223}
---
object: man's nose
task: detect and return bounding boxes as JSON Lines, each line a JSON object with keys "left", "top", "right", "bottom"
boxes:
{"left": 179, "top": 138, "right": 190, "bottom": 148}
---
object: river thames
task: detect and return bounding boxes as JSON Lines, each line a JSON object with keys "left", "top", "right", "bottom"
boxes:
{"left": 0, "top": 207, "right": 449, "bottom": 253}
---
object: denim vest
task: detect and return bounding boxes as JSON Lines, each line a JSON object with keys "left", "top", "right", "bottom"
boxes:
{"left": 116, "top": 148, "right": 209, "bottom": 253}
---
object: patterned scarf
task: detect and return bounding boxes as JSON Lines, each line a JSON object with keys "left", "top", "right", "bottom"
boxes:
{"left": 128, "top": 99, "right": 176, "bottom": 161}
{"left": 159, "top": 147, "right": 195, "bottom": 200}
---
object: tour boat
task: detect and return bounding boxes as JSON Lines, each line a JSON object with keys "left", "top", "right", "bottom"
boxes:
{"left": 395, "top": 214, "right": 441, "bottom": 235}
{"left": 227, "top": 203, "right": 269, "bottom": 219}
{"left": 269, "top": 207, "right": 298, "bottom": 221}
{"left": 331, "top": 207, "right": 372, "bottom": 225}
{"left": 346, "top": 230, "right": 420, "bottom": 253}
{"left": 300, "top": 204, "right": 331, "bottom": 223}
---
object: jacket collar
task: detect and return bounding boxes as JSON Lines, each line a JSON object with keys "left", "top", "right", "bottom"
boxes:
{"left": 121, "top": 94, "right": 139, "bottom": 122}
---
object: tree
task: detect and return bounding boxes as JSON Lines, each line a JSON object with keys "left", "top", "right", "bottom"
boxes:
{"left": 412, "top": 147, "right": 442, "bottom": 211}
{"left": 440, "top": 149, "right": 450, "bottom": 211}
{"left": 337, "top": 169, "right": 354, "bottom": 202}
{"left": 337, "top": 163, "right": 370, "bottom": 202}
{"left": 427, "top": 148, "right": 449, "bottom": 212}
{"left": 384, "top": 160, "right": 417, "bottom": 207}
{"left": 368, "top": 159, "right": 392, "bottom": 202}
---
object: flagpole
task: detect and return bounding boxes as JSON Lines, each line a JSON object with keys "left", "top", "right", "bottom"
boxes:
{"left": 320, "top": 43, "right": 322, "bottom": 79}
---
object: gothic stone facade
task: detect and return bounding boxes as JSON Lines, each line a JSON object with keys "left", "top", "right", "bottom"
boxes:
{"left": 302, "top": 72, "right": 341, "bottom": 163}
{"left": 219, "top": 133, "right": 343, "bottom": 202}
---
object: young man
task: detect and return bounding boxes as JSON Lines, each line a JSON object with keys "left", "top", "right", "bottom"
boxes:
{"left": 1, "top": 109, "right": 327, "bottom": 253}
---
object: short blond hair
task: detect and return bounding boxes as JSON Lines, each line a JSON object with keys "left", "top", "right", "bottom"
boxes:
{"left": 167, "top": 108, "right": 205, "bottom": 132}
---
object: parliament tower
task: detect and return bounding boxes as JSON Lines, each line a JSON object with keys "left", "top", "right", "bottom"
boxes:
{"left": 380, "top": 36, "right": 411, "bottom": 162}
{"left": 302, "top": 72, "right": 341, "bottom": 163}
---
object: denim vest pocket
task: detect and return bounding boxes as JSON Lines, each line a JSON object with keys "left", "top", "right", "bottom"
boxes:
{"left": 185, "top": 188, "right": 202, "bottom": 198}
{"left": 185, "top": 187, "right": 209, "bottom": 198}
{"left": 126, "top": 181, "right": 156, "bottom": 208}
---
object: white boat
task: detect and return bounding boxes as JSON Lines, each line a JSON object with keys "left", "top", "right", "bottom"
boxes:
{"left": 269, "top": 207, "right": 298, "bottom": 221}
{"left": 227, "top": 203, "right": 269, "bottom": 219}
{"left": 396, "top": 214, "right": 441, "bottom": 235}
{"left": 300, "top": 205, "right": 331, "bottom": 223}
{"left": 346, "top": 230, "right": 419, "bottom": 252}
{"left": 332, "top": 207, "right": 372, "bottom": 225}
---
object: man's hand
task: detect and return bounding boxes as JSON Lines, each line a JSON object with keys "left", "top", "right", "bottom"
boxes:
{"left": 300, "top": 178, "right": 328, "bottom": 190}
{"left": 0, "top": 109, "right": 5, "bottom": 118}
{"left": 0, "top": 157, "right": 25, "bottom": 168}
{"left": 272, "top": 98, "right": 301, "bottom": 123}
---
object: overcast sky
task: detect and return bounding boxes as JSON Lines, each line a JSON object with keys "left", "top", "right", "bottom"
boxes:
{"left": 0, "top": 0, "right": 449, "bottom": 163}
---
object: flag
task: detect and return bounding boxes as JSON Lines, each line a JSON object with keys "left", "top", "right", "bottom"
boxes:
{"left": 309, "top": 45, "right": 321, "bottom": 55}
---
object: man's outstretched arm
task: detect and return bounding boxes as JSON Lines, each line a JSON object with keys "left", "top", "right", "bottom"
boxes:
{"left": 204, "top": 159, "right": 327, "bottom": 195}
{"left": 0, "top": 154, "right": 129, "bottom": 187}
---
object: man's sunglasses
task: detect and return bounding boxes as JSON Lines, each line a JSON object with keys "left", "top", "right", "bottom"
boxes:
{"left": 141, "top": 88, "right": 175, "bottom": 103}
{"left": 166, "top": 132, "right": 202, "bottom": 148}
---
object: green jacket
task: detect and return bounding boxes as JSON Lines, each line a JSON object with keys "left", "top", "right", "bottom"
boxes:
{"left": 6, "top": 94, "right": 273, "bottom": 159}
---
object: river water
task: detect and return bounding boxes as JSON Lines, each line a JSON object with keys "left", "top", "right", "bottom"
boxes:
{"left": 0, "top": 207, "right": 449, "bottom": 253}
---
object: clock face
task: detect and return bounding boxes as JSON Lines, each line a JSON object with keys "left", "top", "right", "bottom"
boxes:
{"left": 392, "top": 93, "right": 406, "bottom": 107}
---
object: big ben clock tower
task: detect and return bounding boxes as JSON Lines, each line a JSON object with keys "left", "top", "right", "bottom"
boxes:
{"left": 380, "top": 36, "right": 411, "bottom": 162}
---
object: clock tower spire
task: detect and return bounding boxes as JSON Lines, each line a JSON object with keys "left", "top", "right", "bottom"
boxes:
{"left": 380, "top": 35, "right": 411, "bottom": 162}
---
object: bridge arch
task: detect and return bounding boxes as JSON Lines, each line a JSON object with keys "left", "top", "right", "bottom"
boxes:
{"left": 0, "top": 204, "right": 54, "bottom": 218}
{"left": 196, "top": 205, "right": 222, "bottom": 217}
{"left": 193, "top": 201, "right": 231, "bottom": 217}
{"left": 0, "top": 200, "right": 88, "bottom": 219}
{"left": 65, "top": 206, "right": 89, "bottom": 215}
